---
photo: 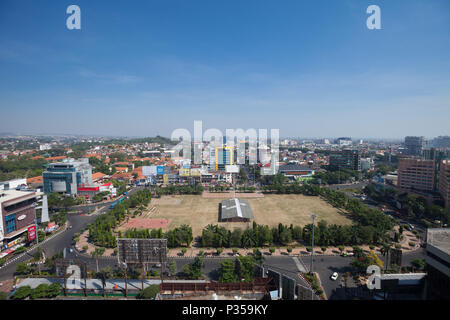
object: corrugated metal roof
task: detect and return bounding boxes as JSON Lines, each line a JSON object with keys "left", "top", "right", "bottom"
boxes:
{"left": 221, "top": 198, "right": 254, "bottom": 220}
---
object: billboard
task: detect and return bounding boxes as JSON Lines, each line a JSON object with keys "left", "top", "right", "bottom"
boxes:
{"left": 142, "top": 166, "right": 157, "bottom": 176}
{"left": 157, "top": 166, "right": 164, "bottom": 175}
{"left": 118, "top": 238, "right": 168, "bottom": 264}
{"left": 28, "top": 225, "right": 36, "bottom": 242}
{"left": 163, "top": 174, "right": 169, "bottom": 184}
{"left": 179, "top": 168, "right": 190, "bottom": 177}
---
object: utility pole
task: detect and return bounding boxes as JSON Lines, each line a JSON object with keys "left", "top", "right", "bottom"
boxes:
{"left": 310, "top": 214, "right": 316, "bottom": 275}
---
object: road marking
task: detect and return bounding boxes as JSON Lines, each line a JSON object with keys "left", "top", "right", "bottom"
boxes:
{"left": 293, "top": 257, "right": 307, "bottom": 273}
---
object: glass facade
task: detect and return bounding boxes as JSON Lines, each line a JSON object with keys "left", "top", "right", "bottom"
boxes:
{"left": 5, "top": 214, "right": 16, "bottom": 234}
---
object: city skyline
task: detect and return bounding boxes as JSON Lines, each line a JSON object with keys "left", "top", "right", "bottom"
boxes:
{"left": 1, "top": 0, "right": 449, "bottom": 138}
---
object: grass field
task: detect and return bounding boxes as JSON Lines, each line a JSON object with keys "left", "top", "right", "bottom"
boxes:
{"left": 133, "top": 194, "right": 352, "bottom": 237}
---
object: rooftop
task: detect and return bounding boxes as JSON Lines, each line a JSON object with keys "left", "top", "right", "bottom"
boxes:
{"left": 0, "top": 189, "right": 42, "bottom": 205}
{"left": 221, "top": 198, "right": 254, "bottom": 220}
{"left": 278, "top": 163, "right": 313, "bottom": 171}
{"left": 427, "top": 228, "right": 450, "bottom": 255}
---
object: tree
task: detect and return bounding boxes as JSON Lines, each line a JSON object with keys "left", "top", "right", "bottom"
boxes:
{"left": 91, "top": 247, "right": 105, "bottom": 272}
{"left": 411, "top": 259, "right": 425, "bottom": 271}
{"left": 367, "top": 250, "right": 384, "bottom": 269}
{"left": 137, "top": 285, "right": 160, "bottom": 299}
{"left": 182, "top": 257, "right": 204, "bottom": 280}
{"left": 16, "top": 262, "right": 31, "bottom": 275}
{"left": 219, "top": 259, "right": 238, "bottom": 283}
{"left": 237, "top": 256, "right": 255, "bottom": 282}
{"left": 168, "top": 260, "right": 177, "bottom": 276}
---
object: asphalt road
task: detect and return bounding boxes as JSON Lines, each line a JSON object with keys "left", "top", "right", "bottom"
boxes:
{"left": 0, "top": 186, "right": 144, "bottom": 281}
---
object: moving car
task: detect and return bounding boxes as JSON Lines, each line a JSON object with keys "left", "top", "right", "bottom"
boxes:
{"left": 331, "top": 272, "right": 338, "bottom": 281}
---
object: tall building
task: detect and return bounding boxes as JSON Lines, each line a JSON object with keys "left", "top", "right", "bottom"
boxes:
{"left": 0, "top": 188, "right": 42, "bottom": 248}
{"left": 329, "top": 149, "right": 361, "bottom": 171}
{"left": 431, "top": 136, "right": 450, "bottom": 149}
{"left": 214, "top": 146, "right": 233, "bottom": 171}
{"left": 425, "top": 228, "right": 450, "bottom": 300}
{"left": 43, "top": 158, "right": 92, "bottom": 195}
{"left": 404, "top": 136, "right": 426, "bottom": 156}
{"left": 397, "top": 158, "right": 435, "bottom": 192}
{"left": 438, "top": 160, "right": 450, "bottom": 208}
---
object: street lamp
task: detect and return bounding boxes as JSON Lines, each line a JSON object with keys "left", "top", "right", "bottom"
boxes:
{"left": 310, "top": 214, "right": 316, "bottom": 275}
{"left": 32, "top": 202, "right": 41, "bottom": 275}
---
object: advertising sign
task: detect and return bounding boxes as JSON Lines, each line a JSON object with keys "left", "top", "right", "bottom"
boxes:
{"left": 157, "top": 166, "right": 164, "bottom": 175}
{"left": 28, "top": 225, "right": 36, "bottom": 242}
{"left": 118, "top": 238, "right": 168, "bottom": 264}
{"left": 179, "top": 168, "right": 190, "bottom": 176}
{"left": 142, "top": 166, "right": 157, "bottom": 176}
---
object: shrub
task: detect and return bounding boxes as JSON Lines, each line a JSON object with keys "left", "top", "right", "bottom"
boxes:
{"left": 216, "top": 248, "right": 223, "bottom": 255}
{"left": 408, "top": 242, "right": 416, "bottom": 247}
{"left": 321, "top": 246, "right": 327, "bottom": 253}
{"left": 14, "top": 246, "right": 26, "bottom": 255}
{"left": 31, "top": 284, "right": 49, "bottom": 299}
{"left": 269, "top": 247, "right": 275, "bottom": 254}
{"left": 12, "top": 286, "right": 31, "bottom": 300}
{"left": 395, "top": 244, "right": 402, "bottom": 249}
{"left": 181, "top": 248, "right": 187, "bottom": 255}
{"left": 306, "top": 246, "right": 312, "bottom": 252}
{"left": 82, "top": 245, "right": 88, "bottom": 252}
{"left": 369, "top": 245, "right": 375, "bottom": 250}
{"left": 287, "top": 247, "right": 293, "bottom": 253}
{"left": 0, "top": 292, "right": 8, "bottom": 300}
{"left": 137, "top": 285, "right": 160, "bottom": 299}
{"left": 338, "top": 245, "right": 345, "bottom": 252}
{"left": 232, "top": 248, "right": 238, "bottom": 255}
{"left": 151, "top": 270, "right": 159, "bottom": 277}
{"left": 198, "top": 250, "right": 204, "bottom": 257}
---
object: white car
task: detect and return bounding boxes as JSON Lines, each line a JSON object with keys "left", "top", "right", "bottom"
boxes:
{"left": 330, "top": 272, "right": 338, "bottom": 281}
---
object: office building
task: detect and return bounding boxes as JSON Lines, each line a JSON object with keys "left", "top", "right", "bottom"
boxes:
{"left": 425, "top": 228, "right": 450, "bottom": 300}
{"left": 431, "top": 136, "right": 450, "bottom": 149}
{"left": 278, "top": 163, "right": 315, "bottom": 179}
{"left": 397, "top": 158, "right": 435, "bottom": 192}
{"left": 404, "top": 136, "right": 426, "bottom": 156}
{"left": 209, "top": 146, "right": 233, "bottom": 171}
{"left": 43, "top": 158, "right": 92, "bottom": 195}
{"left": 329, "top": 149, "right": 361, "bottom": 171}
{"left": 438, "top": 160, "right": 450, "bottom": 208}
{"left": 360, "top": 158, "right": 373, "bottom": 171}
{"left": 0, "top": 189, "right": 42, "bottom": 248}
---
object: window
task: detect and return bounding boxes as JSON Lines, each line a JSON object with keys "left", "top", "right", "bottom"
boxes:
{"left": 5, "top": 214, "right": 16, "bottom": 234}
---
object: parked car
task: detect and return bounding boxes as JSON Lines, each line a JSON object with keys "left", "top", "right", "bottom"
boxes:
{"left": 331, "top": 272, "right": 338, "bottom": 281}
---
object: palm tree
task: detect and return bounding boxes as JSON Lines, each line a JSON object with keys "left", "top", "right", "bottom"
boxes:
{"left": 91, "top": 247, "right": 105, "bottom": 273}
{"left": 380, "top": 243, "right": 391, "bottom": 271}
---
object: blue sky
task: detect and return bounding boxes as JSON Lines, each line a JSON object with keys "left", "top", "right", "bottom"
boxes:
{"left": 0, "top": 0, "right": 449, "bottom": 139}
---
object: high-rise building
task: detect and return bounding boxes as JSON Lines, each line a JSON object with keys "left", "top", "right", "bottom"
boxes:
{"left": 215, "top": 146, "right": 233, "bottom": 171}
{"left": 404, "top": 136, "right": 426, "bottom": 156}
{"left": 397, "top": 158, "right": 435, "bottom": 192}
{"left": 438, "top": 160, "right": 450, "bottom": 209}
{"left": 43, "top": 158, "right": 92, "bottom": 195}
{"left": 0, "top": 189, "right": 42, "bottom": 247}
{"left": 431, "top": 136, "right": 450, "bottom": 149}
{"left": 329, "top": 149, "right": 361, "bottom": 171}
